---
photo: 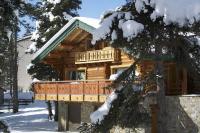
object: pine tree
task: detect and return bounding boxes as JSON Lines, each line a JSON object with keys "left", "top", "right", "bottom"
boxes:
{"left": 27, "top": 63, "right": 60, "bottom": 121}
{"left": 0, "top": 0, "right": 35, "bottom": 113}
{"left": 27, "top": 63, "right": 59, "bottom": 80}
{"left": 80, "top": 1, "right": 200, "bottom": 132}
{"left": 26, "top": 0, "right": 82, "bottom": 52}
{"left": 26, "top": 0, "right": 82, "bottom": 120}
{"left": 25, "top": 0, "right": 82, "bottom": 82}
{"left": 0, "top": 0, "right": 21, "bottom": 113}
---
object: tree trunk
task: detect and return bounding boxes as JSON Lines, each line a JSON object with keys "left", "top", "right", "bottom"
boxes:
{"left": 155, "top": 61, "right": 166, "bottom": 133}
{"left": 155, "top": 42, "right": 166, "bottom": 133}
{"left": 12, "top": 24, "right": 18, "bottom": 113}
{"left": 46, "top": 101, "right": 53, "bottom": 120}
{"left": 54, "top": 101, "right": 58, "bottom": 121}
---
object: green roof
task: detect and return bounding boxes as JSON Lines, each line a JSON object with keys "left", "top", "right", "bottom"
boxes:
{"left": 32, "top": 19, "right": 98, "bottom": 63}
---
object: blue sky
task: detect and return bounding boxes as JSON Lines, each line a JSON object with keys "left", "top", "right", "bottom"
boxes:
{"left": 79, "top": 0, "right": 125, "bottom": 19}
{"left": 19, "top": 0, "right": 125, "bottom": 37}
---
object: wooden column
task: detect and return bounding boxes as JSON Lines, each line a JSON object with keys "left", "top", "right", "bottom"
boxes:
{"left": 181, "top": 68, "right": 187, "bottom": 94}
{"left": 58, "top": 101, "right": 69, "bottom": 131}
{"left": 151, "top": 104, "right": 158, "bottom": 133}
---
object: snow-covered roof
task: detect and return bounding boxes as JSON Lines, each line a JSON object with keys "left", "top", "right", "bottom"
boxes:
{"left": 77, "top": 17, "right": 100, "bottom": 29}
{"left": 32, "top": 17, "right": 100, "bottom": 63}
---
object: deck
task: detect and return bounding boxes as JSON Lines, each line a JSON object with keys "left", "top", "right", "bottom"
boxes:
{"left": 33, "top": 80, "right": 112, "bottom": 102}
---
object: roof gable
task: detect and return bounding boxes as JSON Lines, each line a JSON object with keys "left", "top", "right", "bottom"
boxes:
{"left": 32, "top": 17, "right": 100, "bottom": 63}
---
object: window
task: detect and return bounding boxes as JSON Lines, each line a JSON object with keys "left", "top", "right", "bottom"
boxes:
{"left": 66, "top": 70, "right": 86, "bottom": 80}
{"left": 109, "top": 67, "right": 127, "bottom": 80}
{"left": 113, "top": 67, "right": 127, "bottom": 74}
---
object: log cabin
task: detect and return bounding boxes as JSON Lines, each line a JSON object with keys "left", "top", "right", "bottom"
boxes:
{"left": 31, "top": 17, "right": 200, "bottom": 132}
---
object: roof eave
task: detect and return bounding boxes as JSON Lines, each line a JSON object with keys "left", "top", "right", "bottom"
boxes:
{"left": 32, "top": 20, "right": 96, "bottom": 64}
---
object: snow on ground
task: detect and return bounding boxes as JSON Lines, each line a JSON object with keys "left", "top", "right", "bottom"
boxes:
{"left": 0, "top": 101, "right": 60, "bottom": 133}
{"left": 4, "top": 91, "right": 34, "bottom": 100}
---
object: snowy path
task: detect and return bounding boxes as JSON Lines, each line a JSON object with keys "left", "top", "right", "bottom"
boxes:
{"left": 0, "top": 101, "right": 60, "bottom": 133}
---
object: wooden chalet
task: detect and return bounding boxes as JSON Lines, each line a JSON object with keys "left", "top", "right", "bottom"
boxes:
{"left": 31, "top": 17, "right": 200, "bottom": 132}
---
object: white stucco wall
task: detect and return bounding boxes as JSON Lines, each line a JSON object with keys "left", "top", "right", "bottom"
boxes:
{"left": 17, "top": 36, "right": 33, "bottom": 91}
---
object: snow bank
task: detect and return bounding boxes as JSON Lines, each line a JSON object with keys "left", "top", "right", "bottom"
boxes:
{"left": 4, "top": 92, "right": 33, "bottom": 100}
{"left": 90, "top": 91, "right": 118, "bottom": 124}
{"left": 0, "top": 101, "right": 59, "bottom": 133}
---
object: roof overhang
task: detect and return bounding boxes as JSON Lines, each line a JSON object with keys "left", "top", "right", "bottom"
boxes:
{"left": 32, "top": 17, "right": 100, "bottom": 63}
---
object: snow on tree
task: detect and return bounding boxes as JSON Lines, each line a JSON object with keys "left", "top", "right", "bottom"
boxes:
{"left": 79, "top": 0, "right": 200, "bottom": 132}
{"left": 26, "top": 0, "right": 82, "bottom": 53}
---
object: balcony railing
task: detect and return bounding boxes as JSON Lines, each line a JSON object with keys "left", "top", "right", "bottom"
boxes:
{"left": 75, "top": 48, "right": 120, "bottom": 64}
{"left": 33, "top": 80, "right": 112, "bottom": 102}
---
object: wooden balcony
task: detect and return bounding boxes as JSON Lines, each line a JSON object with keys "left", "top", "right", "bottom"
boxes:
{"left": 33, "top": 80, "right": 112, "bottom": 102}
{"left": 75, "top": 48, "right": 120, "bottom": 64}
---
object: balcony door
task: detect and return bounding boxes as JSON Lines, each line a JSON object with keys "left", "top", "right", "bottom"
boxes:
{"left": 65, "top": 69, "right": 86, "bottom": 80}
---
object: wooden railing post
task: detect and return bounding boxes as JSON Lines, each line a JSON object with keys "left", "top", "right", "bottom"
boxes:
{"left": 97, "top": 81, "right": 99, "bottom": 102}
{"left": 182, "top": 68, "right": 187, "bottom": 94}
{"left": 56, "top": 82, "right": 59, "bottom": 101}
{"left": 82, "top": 81, "right": 85, "bottom": 99}
{"left": 69, "top": 83, "right": 71, "bottom": 101}
{"left": 44, "top": 83, "right": 47, "bottom": 101}
{"left": 75, "top": 48, "right": 119, "bottom": 64}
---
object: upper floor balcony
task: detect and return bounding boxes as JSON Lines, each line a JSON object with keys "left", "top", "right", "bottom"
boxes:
{"left": 75, "top": 48, "right": 120, "bottom": 64}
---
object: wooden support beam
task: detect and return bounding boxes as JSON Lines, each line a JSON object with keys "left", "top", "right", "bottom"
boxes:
{"left": 54, "top": 43, "right": 74, "bottom": 52}
{"left": 76, "top": 32, "right": 90, "bottom": 44}
{"left": 67, "top": 28, "right": 83, "bottom": 42}
{"left": 50, "top": 51, "right": 68, "bottom": 56}
{"left": 182, "top": 68, "right": 187, "bottom": 94}
{"left": 151, "top": 104, "right": 158, "bottom": 133}
{"left": 58, "top": 102, "right": 69, "bottom": 131}
{"left": 43, "top": 58, "right": 63, "bottom": 65}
